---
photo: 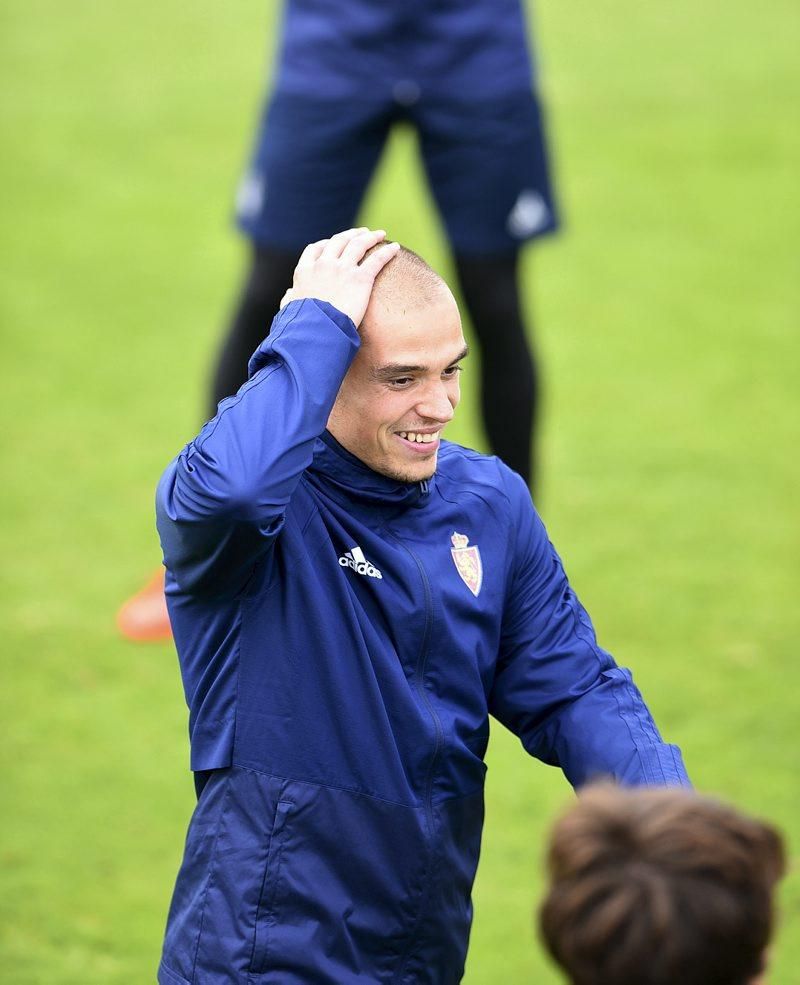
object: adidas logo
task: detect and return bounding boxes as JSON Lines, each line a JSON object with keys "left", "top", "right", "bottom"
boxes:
{"left": 339, "top": 545, "right": 383, "bottom": 580}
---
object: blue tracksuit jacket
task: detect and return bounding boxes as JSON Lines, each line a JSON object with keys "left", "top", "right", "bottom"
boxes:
{"left": 156, "top": 299, "right": 689, "bottom": 985}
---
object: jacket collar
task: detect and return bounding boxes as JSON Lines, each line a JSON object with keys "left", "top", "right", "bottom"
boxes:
{"left": 307, "top": 430, "right": 433, "bottom": 512}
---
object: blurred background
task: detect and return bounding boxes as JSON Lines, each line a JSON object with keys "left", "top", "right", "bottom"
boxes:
{"left": 1, "top": 0, "right": 798, "bottom": 981}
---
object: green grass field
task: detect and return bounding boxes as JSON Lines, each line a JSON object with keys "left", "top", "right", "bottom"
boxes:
{"left": 1, "top": 1, "right": 798, "bottom": 981}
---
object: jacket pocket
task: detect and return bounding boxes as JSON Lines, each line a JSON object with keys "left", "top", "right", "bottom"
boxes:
{"left": 248, "top": 798, "right": 293, "bottom": 978}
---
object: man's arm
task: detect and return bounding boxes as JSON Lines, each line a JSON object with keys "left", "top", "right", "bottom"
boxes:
{"left": 489, "top": 468, "right": 690, "bottom": 788}
{"left": 156, "top": 229, "right": 399, "bottom": 596}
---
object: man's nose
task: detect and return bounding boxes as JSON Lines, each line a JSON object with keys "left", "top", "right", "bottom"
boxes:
{"left": 416, "top": 381, "right": 456, "bottom": 423}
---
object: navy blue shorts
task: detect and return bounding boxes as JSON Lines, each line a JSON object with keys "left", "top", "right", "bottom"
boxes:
{"left": 235, "top": 88, "right": 559, "bottom": 256}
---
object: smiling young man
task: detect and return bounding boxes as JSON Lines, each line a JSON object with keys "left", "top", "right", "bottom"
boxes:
{"left": 156, "top": 228, "right": 689, "bottom": 985}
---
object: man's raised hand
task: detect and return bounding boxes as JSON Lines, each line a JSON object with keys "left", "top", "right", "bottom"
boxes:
{"left": 280, "top": 228, "right": 400, "bottom": 328}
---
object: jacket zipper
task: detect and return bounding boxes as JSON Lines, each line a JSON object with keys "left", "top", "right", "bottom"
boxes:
{"left": 384, "top": 481, "right": 441, "bottom": 829}
{"left": 407, "top": 543, "right": 442, "bottom": 831}
{"left": 387, "top": 532, "right": 443, "bottom": 983}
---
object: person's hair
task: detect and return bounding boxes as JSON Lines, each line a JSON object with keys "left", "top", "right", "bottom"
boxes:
{"left": 539, "top": 784, "right": 786, "bottom": 985}
{"left": 361, "top": 242, "right": 447, "bottom": 308}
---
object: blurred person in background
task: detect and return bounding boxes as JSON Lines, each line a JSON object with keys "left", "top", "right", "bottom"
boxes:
{"left": 539, "top": 784, "right": 786, "bottom": 985}
{"left": 118, "top": 0, "right": 559, "bottom": 641}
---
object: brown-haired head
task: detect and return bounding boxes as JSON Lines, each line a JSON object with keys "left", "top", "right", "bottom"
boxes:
{"left": 539, "top": 784, "right": 786, "bottom": 985}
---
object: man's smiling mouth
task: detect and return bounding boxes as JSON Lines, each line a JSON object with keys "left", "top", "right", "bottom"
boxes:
{"left": 396, "top": 430, "right": 441, "bottom": 445}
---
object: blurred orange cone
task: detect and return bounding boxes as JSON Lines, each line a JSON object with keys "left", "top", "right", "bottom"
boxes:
{"left": 117, "top": 568, "right": 172, "bottom": 642}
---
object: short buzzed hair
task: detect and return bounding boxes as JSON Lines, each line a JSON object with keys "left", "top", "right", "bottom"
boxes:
{"left": 539, "top": 784, "right": 786, "bottom": 985}
{"left": 361, "top": 242, "right": 449, "bottom": 309}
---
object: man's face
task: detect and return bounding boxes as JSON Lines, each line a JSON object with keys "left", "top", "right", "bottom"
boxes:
{"left": 327, "top": 284, "right": 467, "bottom": 483}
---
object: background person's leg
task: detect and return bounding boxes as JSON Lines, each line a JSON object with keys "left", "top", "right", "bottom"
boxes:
{"left": 416, "top": 90, "right": 558, "bottom": 494}
{"left": 208, "top": 246, "right": 301, "bottom": 417}
{"left": 209, "top": 91, "right": 395, "bottom": 413}
{"left": 453, "top": 251, "right": 538, "bottom": 487}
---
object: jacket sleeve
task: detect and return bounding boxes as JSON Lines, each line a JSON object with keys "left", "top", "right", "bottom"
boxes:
{"left": 156, "top": 298, "right": 359, "bottom": 596}
{"left": 489, "top": 469, "right": 690, "bottom": 789}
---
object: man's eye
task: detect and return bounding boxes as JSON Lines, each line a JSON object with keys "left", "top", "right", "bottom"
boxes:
{"left": 443, "top": 365, "right": 462, "bottom": 378}
{"left": 389, "top": 377, "right": 413, "bottom": 387}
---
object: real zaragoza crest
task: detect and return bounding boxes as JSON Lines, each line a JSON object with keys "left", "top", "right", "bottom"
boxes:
{"left": 450, "top": 531, "right": 483, "bottom": 597}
